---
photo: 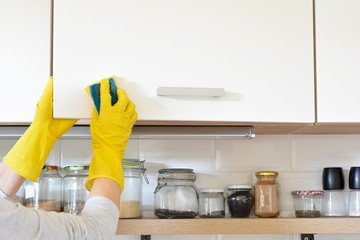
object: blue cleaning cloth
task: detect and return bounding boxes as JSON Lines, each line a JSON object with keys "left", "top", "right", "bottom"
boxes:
{"left": 89, "top": 78, "right": 118, "bottom": 113}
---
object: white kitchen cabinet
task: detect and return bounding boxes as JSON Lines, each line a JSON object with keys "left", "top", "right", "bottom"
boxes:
{"left": 53, "top": 0, "right": 314, "bottom": 123}
{"left": 0, "top": 0, "right": 51, "bottom": 123}
{"left": 316, "top": 0, "right": 360, "bottom": 123}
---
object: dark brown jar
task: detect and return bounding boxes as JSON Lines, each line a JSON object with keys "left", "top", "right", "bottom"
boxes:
{"left": 227, "top": 184, "right": 254, "bottom": 218}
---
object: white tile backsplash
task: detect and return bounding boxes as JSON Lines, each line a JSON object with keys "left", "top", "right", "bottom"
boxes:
{"left": 3, "top": 130, "right": 360, "bottom": 239}
{"left": 216, "top": 135, "right": 292, "bottom": 172}
{"left": 291, "top": 135, "right": 360, "bottom": 171}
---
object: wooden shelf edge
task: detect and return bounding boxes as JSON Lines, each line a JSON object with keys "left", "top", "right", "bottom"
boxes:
{"left": 116, "top": 217, "right": 360, "bottom": 235}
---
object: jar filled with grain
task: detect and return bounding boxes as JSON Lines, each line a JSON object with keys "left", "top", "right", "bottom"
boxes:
{"left": 254, "top": 171, "right": 280, "bottom": 218}
{"left": 120, "top": 159, "right": 148, "bottom": 219}
{"left": 25, "top": 165, "right": 63, "bottom": 212}
{"left": 62, "top": 165, "right": 89, "bottom": 215}
{"left": 154, "top": 168, "right": 199, "bottom": 219}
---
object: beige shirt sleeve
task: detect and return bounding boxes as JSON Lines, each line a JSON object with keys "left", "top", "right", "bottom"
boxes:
{"left": 0, "top": 196, "right": 119, "bottom": 240}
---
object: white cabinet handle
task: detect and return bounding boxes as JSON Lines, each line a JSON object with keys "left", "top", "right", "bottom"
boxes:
{"left": 157, "top": 87, "right": 224, "bottom": 97}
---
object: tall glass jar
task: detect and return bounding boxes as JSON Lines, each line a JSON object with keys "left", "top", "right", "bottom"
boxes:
{"left": 254, "top": 171, "right": 279, "bottom": 217}
{"left": 25, "top": 165, "right": 63, "bottom": 212}
{"left": 120, "top": 159, "right": 148, "bottom": 219}
{"left": 154, "top": 168, "right": 199, "bottom": 219}
{"left": 62, "top": 165, "right": 89, "bottom": 215}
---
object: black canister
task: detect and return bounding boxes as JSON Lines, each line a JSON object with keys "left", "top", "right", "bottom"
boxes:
{"left": 226, "top": 184, "right": 254, "bottom": 218}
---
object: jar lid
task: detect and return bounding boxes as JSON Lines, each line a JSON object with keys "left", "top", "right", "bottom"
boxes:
{"left": 158, "top": 168, "right": 194, "bottom": 174}
{"left": 123, "top": 159, "right": 149, "bottom": 184}
{"left": 199, "top": 188, "right": 224, "bottom": 193}
{"left": 158, "top": 168, "right": 196, "bottom": 181}
{"left": 227, "top": 184, "right": 252, "bottom": 190}
{"left": 255, "top": 171, "right": 278, "bottom": 177}
{"left": 43, "top": 165, "right": 60, "bottom": 171}
{"left": 63, "top": 165, "right": 89, "bottom": 171}
{"left": 291, "top": 190, "right": 324, "bottom": 196}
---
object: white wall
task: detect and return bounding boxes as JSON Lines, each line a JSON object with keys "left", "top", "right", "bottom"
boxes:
{"left": 1, "top": 131, "right": 360, "bottom": 240}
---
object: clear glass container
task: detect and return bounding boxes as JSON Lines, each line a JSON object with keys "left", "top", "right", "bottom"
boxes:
{"left": 291, "top": 190, "right": 323, "bottom": 218}
{"left": 227, "top": 184, "right": 254, "bottom": 218}
{"left": 154, "top": 168, "right": 199, "bottom": 219}
{"left": 199, "top": 188, "right": 225, "bottom": 218}
{"left": 254, "top": 171, "right": 280, "bottom": 217}
{"left": 120, "top": 159, "right": 148, "bottom": 219}
{"left": 322, "top": 190, "right": 347, "bottom": 217}
{"left": 349, "top": 190, "right": 360, "bottom": 217}
{"left": 25, "top": 165, "right": 63, "bottom": 212}
{"left": 12, "top": 183, "right": 25, "bottom": 205}
{"left": 62, "top": 165, "right": 89, "bottom": 215}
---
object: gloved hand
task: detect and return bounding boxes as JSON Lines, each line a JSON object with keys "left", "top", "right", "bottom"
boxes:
{"left": 85, "top": 78, "right": 137, "bottom": 192}
{"left": 3, "top": 77, "right": 78, "bottom": 181}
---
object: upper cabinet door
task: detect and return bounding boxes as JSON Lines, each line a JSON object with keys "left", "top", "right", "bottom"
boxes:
{"left": 53, "top": 0, "right": 314, "bottom": 123}
{"left": 316, "top": 0, "right": 360, "bottom": 123}
{"left": 0, "top": 0, "right": 51, "bottom": 123}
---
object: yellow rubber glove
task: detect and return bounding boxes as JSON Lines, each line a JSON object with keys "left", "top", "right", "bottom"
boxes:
{"left": 3, "top": 77, "right": 78, "bottom": 181}
{"left": 86, "top": 78, "right": 137, "bottom": 192}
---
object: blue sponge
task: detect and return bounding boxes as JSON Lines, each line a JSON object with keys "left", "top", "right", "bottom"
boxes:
{"left": 89, "top": 78, "right": 118, "bottom": 113}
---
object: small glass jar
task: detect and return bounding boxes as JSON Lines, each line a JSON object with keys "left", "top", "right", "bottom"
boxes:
{"left": 25, "top": 165, "right": 63, "bottom": 212}
{"left": 120, "top": 159, "right": 148, "bottom": 219}
{"left": 154, "top": 168, "right": 199, "bottom": 219}
{"left": 254, "top": 171, "right": 280, "bottom": 218}
{"left": 291, "top": 190, "right": 323, "bottom": 218}
{"left": 62, "top": 165, "right": 89, "bottom": 215}
{"left": 199, "top": 188, "right": 225, "bottom": 218}
{"left": 12, "top": 183, "right": 25, "bottom": 205}
{"left": 227, "top": 184, "right": 254, "bottom": 218}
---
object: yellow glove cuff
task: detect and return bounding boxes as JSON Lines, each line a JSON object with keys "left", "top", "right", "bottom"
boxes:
{"left": 85, "top": 149, "right": 124, "bottom": 192}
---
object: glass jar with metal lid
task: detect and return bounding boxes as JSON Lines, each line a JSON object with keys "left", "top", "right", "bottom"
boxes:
{"left": 154, "top": 168, "right": 199, "bottom": 219}
{"left": 24, "top": 165, "right": 63, "bottom": 212}
{"left": 254, "top": 171, "right": 280, "bottom": 217}
{"left": 120, "top": 159, "right": 148, "bottom": 219}
{"left": 62, "top": 165, "right": 89, "bottom": 215}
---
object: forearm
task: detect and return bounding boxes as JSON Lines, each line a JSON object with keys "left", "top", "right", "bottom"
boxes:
{"left": 88, "top": 178, "right": 121, "bottom": 209}
{"left": 0, "top": 161, "right": 25, "bottom": 197}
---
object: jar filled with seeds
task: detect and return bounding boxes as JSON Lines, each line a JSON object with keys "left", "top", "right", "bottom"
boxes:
{"left": 25, "top": 165, "right": 63, "bottom": 212}
{"left": 62, "top": 165, "right": 89, "bottom": 215}
{"left": 120, "top": 159, "right": 148, "bottom": 219}
{"left": 154, "top": 168, "right": 199, "bottom": 219}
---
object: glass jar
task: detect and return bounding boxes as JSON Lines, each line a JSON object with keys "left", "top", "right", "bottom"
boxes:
{"left": 12, "top": 183, "right": 25, "bottom": 205}
{"left": 154, "top": 168, "right": 199, "bottom": 219}
{"left": 227, "top": 184, "right": 254, "bottom": 218}
{"left": 291, "top": 190, "right": 323, "bottom": 218}
{"left": 120, "top": 159, "right": 148, "bottom": 219}
{"left": 62, "top": 165, "right": 89, "bottom": 215}
{"left": 199, "top": 188, "right": 225, "bottom": 218}
{"left": 25, "top": 165, "right": 63, "bottom": 212}
{"left": 254, "top": 171, "right": 279, "bottom": 217}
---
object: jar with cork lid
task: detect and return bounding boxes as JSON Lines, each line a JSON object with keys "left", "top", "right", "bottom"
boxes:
{"left": 254, "top": 171, "right": 279, "bottom": 218}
